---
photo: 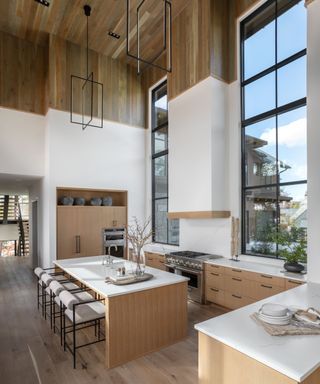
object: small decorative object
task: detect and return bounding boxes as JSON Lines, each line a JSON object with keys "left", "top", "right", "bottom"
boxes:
{"left": 74, "top": 197, "right": 85, "bottom": 206}
{"left": 90, "top": 197, "right": 102, "bottom": 206}
{"left": 272, "top": 226, "right": 307, "bottom": 273}
{"left": 102, "top": 196, "right": 113, "bottom": 206}
{"left": 126, "top": 217, "right": 153, "bottom": 276}
{"left": 230, "top": 217, "right": 240, "bottom": 261}
{"left": 60, "top": 196, "right": 74, "bottom": 206}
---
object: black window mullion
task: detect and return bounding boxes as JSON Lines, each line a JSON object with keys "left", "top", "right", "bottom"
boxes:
{"left": 242, "top": 48, "right": 307, "bottom": 87}
{"left": 151, "top": 80, "right": 179, "bottom": 246}
{"left": 241, "top": 0, "right": 306, "bottom": 259}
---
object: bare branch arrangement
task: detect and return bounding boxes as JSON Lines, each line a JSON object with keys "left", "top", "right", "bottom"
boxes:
{"left": 126, "top": 216, "right": 153, "bottom": 254}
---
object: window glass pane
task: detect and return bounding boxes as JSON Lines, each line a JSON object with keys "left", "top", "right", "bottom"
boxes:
{"left": 153, "top": 125, "right": 168, "bottom": 154}
{"left": 153, "top": 155, "right": 168, "bottom": 198}
{"left": 277, "top": 1, "right": 306, "bottom": 62}
{"left": 244, "top": 187, "right": 277, "bottom": 257}
{"left": 278, "top": 107, "right": 307, "bottom": 183}
{"left": 244, "top": 72, "right": 276, "bottom": 119}
{"left": 244, "top": 117, "right": 277, "bottom": 187}
{"left": 243, "top": 2, "right": 275, "bottom": 79}
{"left": 278, "top": 56, "right": 306, "bottom": 107}
{"left": 153, "top": 84, "right": 168, "bottom": 128}
{"left": 154, "top": 199, "right": 168, "bottom": 243}
{"left": 168, "top": 219, "right": 180, "bottom": 245}
{"left": 279, "top": 183, "right": 307, "bottom": 258}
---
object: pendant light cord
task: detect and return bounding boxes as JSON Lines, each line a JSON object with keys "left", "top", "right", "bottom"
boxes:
{"left": 86, "top": 12, "right": 89, "bottom": 78}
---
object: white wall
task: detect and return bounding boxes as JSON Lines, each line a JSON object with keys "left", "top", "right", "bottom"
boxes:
{"left": 168, "top": 77, "right": 228, "bottom": 212}
{"left": 306, "top": 0, "right": 320, "bottom": 283}
{"left": 0, "top": 107, "right": 45, "bottom": 177}
{"left": 0, "top": 224, "right": 19, "bottom": 241}
{"left": 42, "top": 109, "right": 146, "bottom": 266}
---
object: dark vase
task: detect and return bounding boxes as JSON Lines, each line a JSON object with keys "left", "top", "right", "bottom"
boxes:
{"left": 284, "top": 262, "right": 305, "bottom": 273}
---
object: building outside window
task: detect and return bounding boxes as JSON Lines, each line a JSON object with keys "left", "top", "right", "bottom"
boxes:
{"left": 151, "top": 81, "right": 179, "bottom": 245}
{"left": 241, "top": 0, "right": 307, "bottom": 257}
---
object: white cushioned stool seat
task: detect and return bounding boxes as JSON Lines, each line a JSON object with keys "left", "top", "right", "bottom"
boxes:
{"left": 65, "top": 301, "right": 105, "bottom": 324}
{"left": 62, "top": 282, "right": 79, "bottom": 291}
{"left": 41, "top": 273, "right": 54, "bottom": 287}
{"left": 49, "top": 280, "right": 65, "bottom": 296}
{"left": 55, "top": 291, "right": 92, "bottom": 307}
{"left": 34, "top": 267, "right": 45, "bottom": 278}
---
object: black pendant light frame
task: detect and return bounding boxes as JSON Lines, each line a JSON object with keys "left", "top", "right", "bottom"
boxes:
{"left": 126, "top": 0, "right": 172, "bottom": 75}
{"left": 70, "top": 5, "right": 103, "bottom": 130}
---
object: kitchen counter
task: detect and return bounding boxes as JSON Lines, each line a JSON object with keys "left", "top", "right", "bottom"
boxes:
{"left": 195, "top": 283, "right": 320, "bottom": 383}
{"left": 54, "top": 255, "right": 188, "bottom": 369}
{"left": 54, "top": 255, "right": 188, "bottom": 298}
{"left": 205, "top": 257, "right": 307, "bottom": 283}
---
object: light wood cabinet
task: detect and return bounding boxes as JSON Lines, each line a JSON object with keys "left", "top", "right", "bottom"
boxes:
{"left": 204, "top": 263, "right": 304, "bottom": 310}
{"left": 224, "top": 291, "right": 255, "bottom": 310}
{"left": 56, "top": 188, "right": 128, "bottom": 260}
{"left": 145, "top": 252, "right": 166, "bottom": 271}
{"left": 285, "top": 279, "right": 305, "bottom": 290}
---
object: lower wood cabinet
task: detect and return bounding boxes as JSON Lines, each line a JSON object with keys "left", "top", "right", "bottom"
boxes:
{"left": 145, "top": 252, "right": 166, "bottom": 271}
{"left": 205, "top": 263, "right": 305, "bottom": 310}
{"left": 285, "top": 279, "right": 304, "bottom": 290}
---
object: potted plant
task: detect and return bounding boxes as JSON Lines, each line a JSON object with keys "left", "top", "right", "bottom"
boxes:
{"left": 126, "top": 217, "right": 153, "bottom": 276}
{"left": 273, "top": 226, "right": 307, "bottom": 273}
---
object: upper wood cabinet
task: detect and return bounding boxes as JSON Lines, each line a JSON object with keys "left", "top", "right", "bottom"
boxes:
{"left": 56, "top": 188, "right": 128, "bottom": 260}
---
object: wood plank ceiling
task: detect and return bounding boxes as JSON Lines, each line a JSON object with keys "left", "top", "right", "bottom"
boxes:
{"left": 0, "top": 0, "right": 189, "bottom": 63}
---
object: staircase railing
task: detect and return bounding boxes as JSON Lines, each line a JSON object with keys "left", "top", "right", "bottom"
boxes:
{"left": 16, "top": 196, "right": 26, "bottom": 256}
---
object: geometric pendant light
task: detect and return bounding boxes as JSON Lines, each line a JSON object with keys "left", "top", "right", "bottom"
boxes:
{"left": 70, "top": 5, "right": 103, "bottom": 130}
{"left": 126, "top": 0, "right": 172, "bottom": 75}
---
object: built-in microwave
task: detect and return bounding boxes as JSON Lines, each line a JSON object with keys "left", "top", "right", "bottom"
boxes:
{"left": 102, "top": 228, "right": 126, "bottom": 258}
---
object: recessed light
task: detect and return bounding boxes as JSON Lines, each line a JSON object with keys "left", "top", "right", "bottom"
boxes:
{"left": 34, "top": 0, "right": 50, "bottom": 7}
{"left": 108, "top": 31, "right": 120, "bottom": 39}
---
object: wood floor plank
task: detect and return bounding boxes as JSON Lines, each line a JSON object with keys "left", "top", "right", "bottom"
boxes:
{"left": 0, "top": 256, "right": 226, "bottom": 384}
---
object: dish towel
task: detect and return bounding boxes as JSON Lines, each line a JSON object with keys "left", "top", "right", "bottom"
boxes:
{"left": 251, "top": 313, "right": 320, "bottom": 336}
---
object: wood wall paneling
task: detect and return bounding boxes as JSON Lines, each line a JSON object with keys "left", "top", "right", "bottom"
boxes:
{"left": 49, "top": 34, "right": 145, "bottom": 127}
{"left": 0, "top": 31, "right": 48, "bottom": 115}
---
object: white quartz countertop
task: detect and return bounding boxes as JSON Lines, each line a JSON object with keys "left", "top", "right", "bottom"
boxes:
{"left": 54, "top": 256, "right": 188, "bottom": 298}
{"left": 195, "top": 283, "right": 320, "bottom": 382}
{"left": 205, "top": 258, "right": 307, "bottom": 282}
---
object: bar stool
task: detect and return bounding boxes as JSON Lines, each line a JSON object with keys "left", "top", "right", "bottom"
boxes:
{"left": 34, "top": 266, "right": 77, "bottom": 317}
{"left": 59, "top": 290, "right": 105, "bottom": 368}
{"left": 49, "top": 280, "right": 93, "bottom": 345}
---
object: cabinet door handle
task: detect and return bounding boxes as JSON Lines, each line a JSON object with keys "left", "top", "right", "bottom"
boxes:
{"left": 261, "top": 284, "right": 272, "bottom": 289}
{"left": 232, "top": 294, "right": 242, "bottom": 299}
{"left": 75, "top": 235, "right": 81, "bottom": 254}
{"left": 261, "top": 274, "right": 272, "bottom": 279}
{"left": 232, "top": 269, "right": 242, "bottom": 273}
{"left": 159, "top": 261, "right": 164, "bottom": 264}
{"left": 210, "top": 288, "right": 219, "bottom": 292}
{"left": 288, "top": 280, "right": 301, "bottom": 285}
{"left": 232, "top": 277, "right": 242, "bottom": 282}
{"left": 210, "top": 272, "right": 219, "bottom": 276}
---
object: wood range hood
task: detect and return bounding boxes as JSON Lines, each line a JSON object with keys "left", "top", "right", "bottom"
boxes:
{"left": 167, "top": 211, "right": 231, "bottom": 220}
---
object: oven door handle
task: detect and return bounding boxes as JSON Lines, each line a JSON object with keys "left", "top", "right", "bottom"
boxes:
{"left": 171, "top": 265, "right": 203, "bottom": 275}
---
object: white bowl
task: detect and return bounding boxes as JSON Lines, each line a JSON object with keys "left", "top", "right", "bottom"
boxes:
{"left": 261, "top": 303, "right": 288, "bottom": 317}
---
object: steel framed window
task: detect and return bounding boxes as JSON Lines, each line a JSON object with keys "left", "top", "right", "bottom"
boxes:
{"left": 151, "top": 81, "right": 179, "bottom": 245}
{"left": 240, "top": 0, "right": 307, "bottom": 258}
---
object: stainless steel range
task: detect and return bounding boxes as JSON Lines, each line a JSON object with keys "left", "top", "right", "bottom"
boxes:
{"left": 165, "top": 251, "right": 223, "bottom": 304}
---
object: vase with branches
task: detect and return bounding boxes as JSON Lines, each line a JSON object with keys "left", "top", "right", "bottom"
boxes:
{"left": 126, "top": 217, "right": 153, "bottom": 276}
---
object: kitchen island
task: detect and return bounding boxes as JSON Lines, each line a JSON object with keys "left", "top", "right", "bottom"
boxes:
{"left": 54, "top": 256, "right": 188, "bottom": 368}
{"left": 195, "top": 283, "right": 320, "bottom": 384}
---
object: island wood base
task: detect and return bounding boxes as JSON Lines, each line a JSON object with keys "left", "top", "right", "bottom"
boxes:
{"left": 198, "top": 332, "right": 320, "bottom": 384}
{"left": 105, "top": 281, "right": 188, "bottom": 368}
